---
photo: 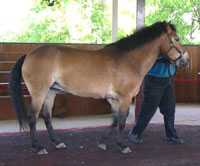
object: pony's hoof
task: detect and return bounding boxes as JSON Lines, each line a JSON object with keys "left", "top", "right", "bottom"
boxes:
{"left": 97, "top": 143, "right": 106, "bottom": 150}
{"left": 37, "top": 148, "right": 48, "bottom": 155}
{"left": 121, "top": 147, "right": 132, "bottom": 154}
{"left": 56, "top": 143, "right": 66, "bottom": 148}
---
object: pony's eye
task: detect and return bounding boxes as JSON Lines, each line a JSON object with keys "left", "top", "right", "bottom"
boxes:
{"left": 175, "top": 37, "right": 179, "bottom": 42}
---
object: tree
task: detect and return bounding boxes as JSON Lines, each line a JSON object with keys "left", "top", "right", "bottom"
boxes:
{"left": 0, "top": 0, "right": 136, "bottom": 44}
{"left": 4, "top": 0, "right": 112, "bottom": 44}
{"left": 78, "top": 0, "right": 112, "bottom": 43}
{"left": 146, "top": 0, "right": 200, "bottom": 44}
{"left": 40, "top": 0, "right": 68, "bottom": 8}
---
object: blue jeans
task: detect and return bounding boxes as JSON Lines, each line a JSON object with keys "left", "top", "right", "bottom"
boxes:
{"left": 131, "top": 75, "right": 178, "bottom": 138}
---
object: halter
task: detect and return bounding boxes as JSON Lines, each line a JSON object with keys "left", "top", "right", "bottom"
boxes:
{"left": 163, "top": 31, "right": 183, "bottom": 63}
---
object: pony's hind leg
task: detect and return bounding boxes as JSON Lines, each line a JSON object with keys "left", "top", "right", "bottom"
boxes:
{"left": 28, "top": 97, "right": 48, "bottom": 154}
{"left": 41, "top": 89, "right": 66, "bottom": 148}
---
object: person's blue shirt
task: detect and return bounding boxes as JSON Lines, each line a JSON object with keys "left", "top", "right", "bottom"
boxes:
{"left": 147, "top": 57, "right": 175, "bottom": 78}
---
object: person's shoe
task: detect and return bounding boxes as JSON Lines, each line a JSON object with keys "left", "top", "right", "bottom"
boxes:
{"left": 166, "top": 137, "right": 184, "bottom": 144}
{"left": 128, "top": 132, "right": 143, "bottom": 144}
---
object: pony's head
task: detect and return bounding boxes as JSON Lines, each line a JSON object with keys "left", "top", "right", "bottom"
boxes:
{"left": 161, "top": 21, "right": 189, "bottom": 67}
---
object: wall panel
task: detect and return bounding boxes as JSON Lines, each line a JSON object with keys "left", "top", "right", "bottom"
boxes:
{"left": 174, "top": 46, "right": 200, "bottom": 103}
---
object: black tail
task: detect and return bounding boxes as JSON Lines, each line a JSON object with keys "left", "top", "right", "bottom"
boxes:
{"left": 9, "top": 55, "right": 27, "bottom": 130}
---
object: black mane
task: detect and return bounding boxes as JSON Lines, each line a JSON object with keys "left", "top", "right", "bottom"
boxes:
{"left": 106, "top": 21, "right": 176, "bottom": 51}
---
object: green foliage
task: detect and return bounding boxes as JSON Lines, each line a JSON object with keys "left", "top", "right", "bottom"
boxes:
{"left": 40, "top": 0, "right": 68, "bottom": 8}
{"left": 13, "top": 20, "right": 70, "bottom": 43}
{"left": 146, "top": 0, "right": 200, "bottom": 44}
{"left": 1, "top": 0, "right": 199, "bottom": 45}
{"left": 0, "top": 0, "right": 112, "bottom": 44}
{"left": 7, "top": 0, "right": 71, "bottom": 43}
{"left": 90, "top": 0, "right": 111, "bottom": 43}
{"left": 117, "top": 27, "right": 136, "bottom": 40}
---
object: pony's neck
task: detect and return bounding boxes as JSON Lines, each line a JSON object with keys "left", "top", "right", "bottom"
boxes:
{"left": 127, "top": 35, "right": 164, "bottom": 77}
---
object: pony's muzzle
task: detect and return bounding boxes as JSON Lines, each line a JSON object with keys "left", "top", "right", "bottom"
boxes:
{"left": 176, "top": 51, "right": 189, "bottom": 67}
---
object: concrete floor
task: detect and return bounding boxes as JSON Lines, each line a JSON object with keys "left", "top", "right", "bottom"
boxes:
{"left": 0, "top": 103, "right": 200, "bottom": 134}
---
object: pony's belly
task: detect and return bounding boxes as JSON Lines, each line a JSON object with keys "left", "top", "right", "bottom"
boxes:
{"left": 53, "top": 82, "right": 109, "bottom": 99}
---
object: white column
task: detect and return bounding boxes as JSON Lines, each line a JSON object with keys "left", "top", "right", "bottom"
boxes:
{"left": 136, "top": 0, "right": 145, "bottom": 30}
{"left": 112, "top": 0, "right": 118, "bottom": 42}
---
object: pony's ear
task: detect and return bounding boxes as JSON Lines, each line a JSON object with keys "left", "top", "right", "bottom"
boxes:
{"left": 165, "top": 20, "right": 171, "bottom": 32}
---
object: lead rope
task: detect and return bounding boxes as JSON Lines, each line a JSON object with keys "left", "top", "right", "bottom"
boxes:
{"left": 168, "top": 63, "right": 172, "bottom": 85}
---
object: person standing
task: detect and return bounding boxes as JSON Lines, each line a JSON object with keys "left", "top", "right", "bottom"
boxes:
{"left": 128, "top": 53, "right": 183, "bottom": 144}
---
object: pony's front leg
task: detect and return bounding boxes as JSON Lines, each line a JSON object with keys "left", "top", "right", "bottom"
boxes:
{"left": 117, "top": 110, "right": 132, "bottom": 154}
{"left": 98, "top": 113, "right": 118, "bottom": 150}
